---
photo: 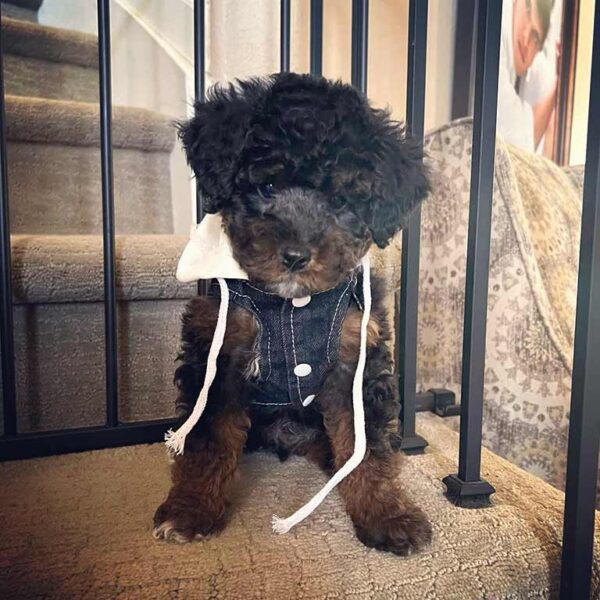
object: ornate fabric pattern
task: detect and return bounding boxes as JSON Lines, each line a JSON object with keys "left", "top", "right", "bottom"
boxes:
{"left": 418, "top": 118, "right": 582, "bottom": 491}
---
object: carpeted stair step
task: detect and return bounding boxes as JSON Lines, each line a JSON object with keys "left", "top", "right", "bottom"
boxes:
{"left": 6, "top": 95, "right": 176, "bottom": 234}
{"left": 1, "top": 412, "right": 599, "bottom": 598}
{"left": 1, "top": 0, "right": 42, "bottom": 22}
{"left": 2, "top": 234, "right": 193, "bottom": 433}
{"left": 2, "top": 16, "right": 99, "bottom": 102}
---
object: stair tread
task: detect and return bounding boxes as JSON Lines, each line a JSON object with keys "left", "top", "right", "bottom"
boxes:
{"left": 5, "top": 95, "right": 176, "bottom": 152}
{"left": 1, "top": 413, "right": 598, "bottom": 598}
{"left": 1, "top": 15, "right": 97, "bottom": 69}
{"left": 10, "top": 234, "right": 193, "bottom": 304}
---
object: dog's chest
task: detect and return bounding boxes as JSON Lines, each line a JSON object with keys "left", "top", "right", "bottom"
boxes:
{"left": 217, "top": 278, "right": 362, "bottom": 409}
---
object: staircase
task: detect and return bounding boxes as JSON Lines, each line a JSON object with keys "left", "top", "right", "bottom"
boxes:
{"left": 1, "top": 0, "right": 193, "bottom": 432}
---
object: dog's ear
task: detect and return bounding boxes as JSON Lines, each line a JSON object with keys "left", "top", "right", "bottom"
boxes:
{"left": 178, "top": 84, "right": 256, "bottom": 213}
{"left": 367, "top": 110, "right": 430, "bottom": 248}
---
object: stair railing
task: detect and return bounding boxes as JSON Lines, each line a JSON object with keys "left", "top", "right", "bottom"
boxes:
{"left": 0, "top": 1, "right": 599, "bottom": 598}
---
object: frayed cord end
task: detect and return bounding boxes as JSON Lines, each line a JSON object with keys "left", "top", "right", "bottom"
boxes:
{"left": 271, "top": 515, "right": 293, "bottom": 534}
{"left": 163, "top": 278, "right": 231, "bottom": 460}
{"left": 164, "top": 428, "right": 187, "bottom": 456}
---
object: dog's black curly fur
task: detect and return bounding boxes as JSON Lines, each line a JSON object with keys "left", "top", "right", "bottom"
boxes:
{"left": 179, "top": 72, "right": 428, "bottom": 247}
{"left": 153, "top": 73, "right": 432, "bottom": 555}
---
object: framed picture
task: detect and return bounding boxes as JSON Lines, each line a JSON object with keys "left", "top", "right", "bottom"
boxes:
{"left": 451, "top": 0, "right": 580, "bottom": 166}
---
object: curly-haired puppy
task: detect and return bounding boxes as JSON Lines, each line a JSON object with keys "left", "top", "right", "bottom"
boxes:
{"left": 153, "top": 72, "right": 431, "bottom": 555}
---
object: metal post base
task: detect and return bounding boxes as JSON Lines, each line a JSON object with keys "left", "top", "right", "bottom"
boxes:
{"left": 400, "top": 433, "right": 428, "bottom": 454}
{"left": 443, "top": 474, "right": 495, "bottom": 508}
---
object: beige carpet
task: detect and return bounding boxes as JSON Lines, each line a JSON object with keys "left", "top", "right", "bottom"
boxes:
{"left": 1, "top": 413, "right": 597, "bottom": 599}
{"left": 3, "top": 14, "right": 98, "bottom": 101}
{"left": 3, "top": 16, "right": 177, "bottom": 235}
{"left": 6, "top": 236, "right": 193, "bottom": 432}
{"left": 1, "top": 15, "right": 97, "bottom": 68}
{"left": 5, "top": 96, "right": 175, "bottom": 151}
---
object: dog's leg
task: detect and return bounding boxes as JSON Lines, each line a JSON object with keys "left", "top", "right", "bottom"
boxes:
{"left": 153, "top": 296, "right": 256, "bottom": 543}
{"left": 324, "top": 405, "right": 431, "bottom": 555}
{"left": 153, "top": 405, "right": 250, "bottom": 542}
{"left": 323, "top": 307, "right": 433, "bottom": 555}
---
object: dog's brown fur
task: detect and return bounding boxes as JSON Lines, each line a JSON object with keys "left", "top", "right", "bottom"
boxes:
{"left": 154, "top": 407, "right": 249, "bottom": 541}
{"left": 322, "top": 408, "right": 431, "bottom": 555}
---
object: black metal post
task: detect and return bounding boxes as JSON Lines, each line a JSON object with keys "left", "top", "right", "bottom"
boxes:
{"left": 442, "top": 0, "right": 501, "bottom": 507}
{"left": 351, "top": 0, "right": 368, "bottom": 93}
{"left": 310, "top": 0, "right": 323, "bottom": 77}
{"left": 559, "top": 4, "right": 600, "bottom": 598}
{"left": 450, "top": 0, "right": 477, "bottom": 120}
{"left": 97, "top": 0, "right": 118, "bottom": 428}
{"left": 280, "top": 0, "right": 291, "bottom": 73}
{"left": 398, "top": 0, "right": 428, "bottom": 454}
{"left": 194, "top": 0, "right": 205, "bottom": 105}
{"left": 0, "top": 33, "right": 17, "bottom": 437}
{"left": 194, "top": 0, "right": 208, "bottom": 296}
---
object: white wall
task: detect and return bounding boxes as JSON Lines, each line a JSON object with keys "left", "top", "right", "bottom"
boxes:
{"left": 206, "top": 0, "right": 456, "bottom": 130}
{"left": 38, "top": 0, "right": 97, "bottom": 33}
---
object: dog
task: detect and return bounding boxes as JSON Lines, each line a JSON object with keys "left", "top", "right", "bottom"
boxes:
{"left": 153, "top": 72, "right": 432, "bottom": 555}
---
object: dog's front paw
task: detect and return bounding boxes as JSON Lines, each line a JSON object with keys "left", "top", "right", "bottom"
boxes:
{"left": 152, "top": 493, "right": 227, "bottom": 543}
{"left": 353, "top": 504, "right": 432, "bottom": 556}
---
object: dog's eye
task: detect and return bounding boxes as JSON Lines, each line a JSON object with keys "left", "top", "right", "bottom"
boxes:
{"left": 257, "top": 183, "right": 274, "bottom": 199}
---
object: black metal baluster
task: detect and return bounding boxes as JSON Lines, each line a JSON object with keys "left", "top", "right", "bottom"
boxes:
{"left": 351, "top": 0, "right": 368, "bottom": 93}
{"left": 451, "top": 0, "right": 477, "bottom": 120}
{"left": 0, "top": 418, "right": 179, "bottom": 461}
{"left": 280, "top": 0, "right": 291, "bottom": 73}
{"left": 559, "top": 4, "right": 600, "bottom": 597}
{"left": 0, "top": 27, "right": 16, "bottom": 437}
{"left": 194, "top": 0, "right": 205, "bottom": 105}
{"left": 194, "top": 0, "right": 207, "bottom": 296}
{"left": 97, "top": 0, "right": 118, "bottom": 428}
{"left": 398, "top": 0, "right": 428, "bottom": 454}
{"left": 310, "top": 0, "right": 323, "bottom": 77}
{"left": 442, "top": 0, "right": 501, "bottom": 506}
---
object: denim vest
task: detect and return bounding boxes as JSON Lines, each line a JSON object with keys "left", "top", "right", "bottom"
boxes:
{"left": 211, "top": 274, "right": 363, "bottom": 408}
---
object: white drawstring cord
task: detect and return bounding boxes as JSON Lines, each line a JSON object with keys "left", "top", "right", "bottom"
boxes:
{"left": 271, "top": 253, "right": 371, "bottom": 533}
{"left": 164, "top": 277, "right": 230, "bottom": 455}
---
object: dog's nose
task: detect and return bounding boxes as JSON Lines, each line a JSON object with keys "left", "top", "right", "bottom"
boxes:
{"left": 281, "top": 247, "right": 311, "bottom": 271}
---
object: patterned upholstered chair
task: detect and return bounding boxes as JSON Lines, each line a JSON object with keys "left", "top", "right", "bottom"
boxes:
{"left": 418, "top": 117, "right": 583, "bottom": 492}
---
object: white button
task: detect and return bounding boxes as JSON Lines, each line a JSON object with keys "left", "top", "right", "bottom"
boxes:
{"left": 302, "top": 394, "right": 316, "bottom": 407}
{"left": 294, "top": 363, "right": 312, "bottom": 377}
{"left": 292, "top": 296, "right": 311, "bottom": 307}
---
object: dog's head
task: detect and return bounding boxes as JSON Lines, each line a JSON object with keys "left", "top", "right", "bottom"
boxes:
{"left": 179, "top": 73, "right": 429, "bottom": 297}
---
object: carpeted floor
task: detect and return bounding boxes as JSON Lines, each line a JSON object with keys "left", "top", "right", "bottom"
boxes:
{"left": 1, "top": 413, "right": 597, "bottom": 599}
